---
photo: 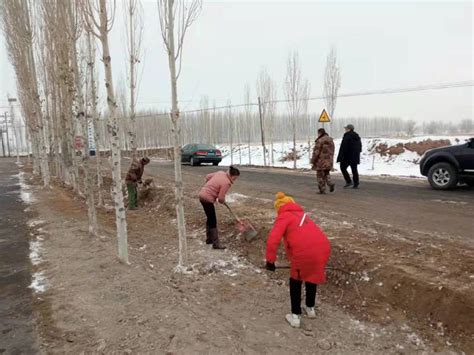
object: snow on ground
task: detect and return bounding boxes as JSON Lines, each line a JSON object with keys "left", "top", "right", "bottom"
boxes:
{"left": 218, "top": 136, "right": 472, "bottom": 178}
{"left": 17, "top": 171, "right": 36, "bottom": 203}
{"left": 17, "top": 171, "right": 48, "bottom": 293}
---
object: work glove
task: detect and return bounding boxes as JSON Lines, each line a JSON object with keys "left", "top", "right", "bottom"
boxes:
{"left": 265, "top": 261, "right": 276, "bottom": 272}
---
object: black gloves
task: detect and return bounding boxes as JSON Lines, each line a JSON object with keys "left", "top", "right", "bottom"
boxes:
{"left": 266, "top": 261, "right": 276, "bottom": 272}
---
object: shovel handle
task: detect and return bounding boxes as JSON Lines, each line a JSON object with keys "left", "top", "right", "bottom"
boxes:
{"left": 223, "top": 202, "right": 241, "bottom": 223}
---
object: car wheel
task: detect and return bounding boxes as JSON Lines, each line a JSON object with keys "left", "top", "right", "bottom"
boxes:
{"left": 213, "top": 162, "right": 219, "bottom": 166}
{"left": 427, "top": 162, "right": 458, "bottom": 190}
{"left": 190, "top": 157, "right": 200, "bottom": 166}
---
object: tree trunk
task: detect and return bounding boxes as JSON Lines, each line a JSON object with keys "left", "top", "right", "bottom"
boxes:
{"left": 257, "top": 97, "right": 266, "bottom": 166}
{"left": 293, "top": 120, "right": 297, "bottom": 169}
{"left": 99, "top": 0, "right": 128, "bottom": 263}
{"left": 167, "top": 0, "right": 188, "bottom": 271}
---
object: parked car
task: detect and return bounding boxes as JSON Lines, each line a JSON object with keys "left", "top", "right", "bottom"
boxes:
{"left": 181, "top": 144, "right": 222, "bottom": 166}
{"left": 419, "top": 138, "right": 474, "bottom": 190}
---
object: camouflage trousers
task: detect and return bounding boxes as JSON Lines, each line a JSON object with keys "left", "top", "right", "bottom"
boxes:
{"left": 316, "top": 169, "right": 334, "bottom": 193}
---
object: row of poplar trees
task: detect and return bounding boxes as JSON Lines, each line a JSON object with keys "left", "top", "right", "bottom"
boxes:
{"left": 1, "top": 0, "right": 201, "bottom": 270}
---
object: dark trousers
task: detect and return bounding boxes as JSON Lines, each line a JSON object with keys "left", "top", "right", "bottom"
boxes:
{"left": 127, "top": 183, "right": 138, "bottom": 209}
{"left": 200, "top": 200, "right": 217, "bottom": 229}
{"left": 289, "top": 278, "right": 317, "bottom": 315}
{"left": 340, "top": 162, "right": 359, "bottom": 185}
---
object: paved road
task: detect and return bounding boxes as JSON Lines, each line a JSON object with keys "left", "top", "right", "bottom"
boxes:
{"left": 145, "top": 161, "right": 474, "bottom": 241}
{"left": 0, "top": 159, "right": 38, "bottom": 354}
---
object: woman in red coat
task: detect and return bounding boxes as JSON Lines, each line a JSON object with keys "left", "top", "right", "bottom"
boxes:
{"left": 266, "top": 192, "right": 331, "bottom": 328}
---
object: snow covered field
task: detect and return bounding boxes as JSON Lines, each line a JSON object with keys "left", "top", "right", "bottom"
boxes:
{"left": 218, "top": 136, "right": 472, "bottom": 178}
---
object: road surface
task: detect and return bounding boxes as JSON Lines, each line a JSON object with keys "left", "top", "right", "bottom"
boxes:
{"left": 144, "top": 161, "right": 474, "bottom": 241}
{"left": 0, "top": 159, "right": 38, "bottom": 353}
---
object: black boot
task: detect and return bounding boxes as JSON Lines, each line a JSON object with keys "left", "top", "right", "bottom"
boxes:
{"left": 205, "top": 225, "right": 212, "bottom": 244}
{"left": 343, "top": 182, "right": 353, "bottom": 188}
{"left": 209, "top": 228, "right": 226, "bottom": 250}
{"left": 329, "top": 184, "right": 335, "bottom": 193}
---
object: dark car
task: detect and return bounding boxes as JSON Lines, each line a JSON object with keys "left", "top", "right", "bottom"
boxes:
{"left": 419, "top": 138, "right": 474, "bottom": 190}
{"left": 181, "top": 144, "right": 222, "bottom": 166}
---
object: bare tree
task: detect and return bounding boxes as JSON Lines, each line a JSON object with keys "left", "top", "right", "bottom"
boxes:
{"left": 227, "top": 100, "right": 233, "bottom": 165}
{"left": 256, "top": 67, "right": 275, "bottom": 166}
{"left": 404, "top": 120, "right": 416, "bottom": 136}
{"left": 85, "top": 31, "right": 104, "bottom": 206}
{"left": 1, "top": 0, "right": 50, "bottom": 186}
{"left": 244, "top": 83, "right": 252, "bottom": 165}
{"left": 81, "top": 0, "right": 129, "bottom": 263}
{"left": 459, "top": 119, "right": 473, "bottom": 133}
{"left": 323, "top": 46, "right": 341, "bottom": 120}
{"left": 124, "top": 0, "right": 143, "bottom": 157}
{"left": 157, "top": 0, "right": 202, "bottom": 271}
{"left": 285, "top": 51, "right": 308, "bottom": 169}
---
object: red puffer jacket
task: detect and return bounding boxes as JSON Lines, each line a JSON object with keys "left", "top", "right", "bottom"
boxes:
{"left": 266, "top": 203, "right": 331, "bottom": 284}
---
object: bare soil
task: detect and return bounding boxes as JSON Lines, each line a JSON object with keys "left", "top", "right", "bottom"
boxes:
{"left": 372, "top": 139, "right": 452, "bottom": 156}
{"left": 19, "top": 161, "right": 473, "bottom": 354}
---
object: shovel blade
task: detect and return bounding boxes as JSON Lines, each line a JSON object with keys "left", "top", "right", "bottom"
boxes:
{"left": 237, "top": 220, "right": 258, "bottom": 241}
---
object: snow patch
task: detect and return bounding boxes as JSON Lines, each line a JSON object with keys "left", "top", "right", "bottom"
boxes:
{"left": 217, "top": 136, "right": 471, "bottom": 178}
{"left": 431, "top": 199, "right": 468, "bottom": 206}
{"left": 27, "top": 219, "right": 46, "bottom": 228}
{"left": 29, "top": 240, "right": 43, "bottom": 265}
{"left": 29, "top": 271, "right": 48, "bottom": 293}
{"left": 17, "top": 171, "right": 36, "bottom": 204}
{"left": 407, "top": 332, "right": 425, "bottom": 348}
{"left": 226, "top": 193, "right": 249, "bottom": 203}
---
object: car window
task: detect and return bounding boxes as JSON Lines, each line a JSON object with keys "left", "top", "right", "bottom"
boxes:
{"left": 182, "top": 144, "right": 190, "bottom": 151}
{"left": 196, "top": 144, "right": 215, "bottom": 150}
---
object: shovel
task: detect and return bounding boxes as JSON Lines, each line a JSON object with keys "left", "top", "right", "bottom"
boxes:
{"left": 223, "top": 202, "right": 258, "bottom": 241}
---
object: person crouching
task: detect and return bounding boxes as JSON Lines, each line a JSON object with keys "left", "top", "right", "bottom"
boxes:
{"left": 198, "top": 166, "right": 240, "bottom": 249}
{"left": 265, "top": 192, "right": 331, "bottom": 328}
{"left": 125, "top": 156, "right": 150, "bottom": 210}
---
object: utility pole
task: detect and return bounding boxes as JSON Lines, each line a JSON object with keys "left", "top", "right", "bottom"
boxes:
{"left": 8, "top": 97, "right": 20, "bottom": 162}
{"left": 0, "top": 128, "right": 5, "bottom": 157}
{"left": 4, "top": 112, "right": 10, "bottom": 157}
{"left": 257, "top": 96, "right": 267, "bottom": 166}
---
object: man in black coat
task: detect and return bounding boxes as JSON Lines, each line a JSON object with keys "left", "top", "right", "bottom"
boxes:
{"left": 336, "top": 124, "right": 362, "bottom": 189}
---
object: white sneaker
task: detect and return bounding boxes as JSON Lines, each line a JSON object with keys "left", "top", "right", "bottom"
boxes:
{"left": 303, "top": 305, "right": 316, "bottom": 318}
{"left": 285, "top": 313, "right": 301, "bottom": 328}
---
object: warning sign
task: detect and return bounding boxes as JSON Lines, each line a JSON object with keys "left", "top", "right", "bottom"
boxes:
{"left": 319, "top": 109, "right": 331, "bottom": 123}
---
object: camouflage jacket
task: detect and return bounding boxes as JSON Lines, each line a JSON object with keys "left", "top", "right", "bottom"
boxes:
{"left": 125, "top": 159, "right": 145, "bottom": 184}
{"left": 311, "top": 134, "right": 335, "bottom": 170}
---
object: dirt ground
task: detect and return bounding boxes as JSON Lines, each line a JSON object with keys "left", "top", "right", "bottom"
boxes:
{"left": 15, "top": 160, "right": 473, "bottom": 354}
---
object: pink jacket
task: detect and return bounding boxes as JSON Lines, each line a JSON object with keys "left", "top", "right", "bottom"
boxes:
{"left": 199, "top": 171, "right": 233, "bottom": 203}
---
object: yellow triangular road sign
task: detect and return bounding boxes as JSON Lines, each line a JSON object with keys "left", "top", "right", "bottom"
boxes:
{"left": 319, "top": 109, "right": 331, "bottom": 123}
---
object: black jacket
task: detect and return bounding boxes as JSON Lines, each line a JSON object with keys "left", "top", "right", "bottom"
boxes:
{"left": 336, "top": 131, "right": 362, "bottom": 165}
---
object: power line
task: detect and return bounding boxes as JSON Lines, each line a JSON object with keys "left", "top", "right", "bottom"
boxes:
{"left": 133, "top": 80, "right": 473, "bottom": 118}
{"left": 265, "top": 80, "right": 474, "bottom": 104}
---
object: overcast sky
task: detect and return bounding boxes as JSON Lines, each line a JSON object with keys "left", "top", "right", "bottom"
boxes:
{"left": 1, "top": 0, "right": 472, "bottom": 122}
